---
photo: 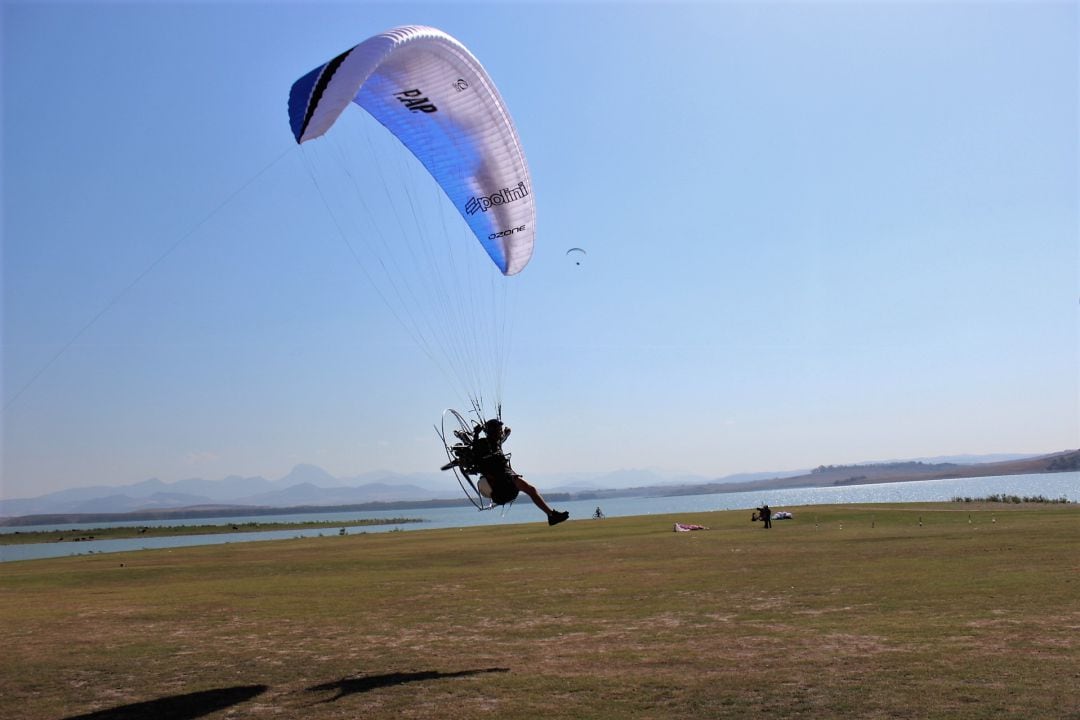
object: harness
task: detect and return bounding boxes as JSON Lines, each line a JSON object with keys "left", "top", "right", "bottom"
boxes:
{"left": 476, "top": 450, "right": 519, "bottom": 505}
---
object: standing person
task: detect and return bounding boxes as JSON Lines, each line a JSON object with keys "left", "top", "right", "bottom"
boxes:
{"left": 470, "top": 419, "right": 569, "bottom": 526}
{"left": 761, "top": 504, "right": 772, "bottom": 529}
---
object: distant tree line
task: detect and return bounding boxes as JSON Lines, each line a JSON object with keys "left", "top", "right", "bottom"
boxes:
{"left": 951, "top": 494, "right": 1071, "bottom": 504}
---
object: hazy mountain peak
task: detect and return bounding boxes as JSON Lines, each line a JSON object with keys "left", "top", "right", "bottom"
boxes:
{"left": 277, "top": 464, "right": 340, "bottom": 488}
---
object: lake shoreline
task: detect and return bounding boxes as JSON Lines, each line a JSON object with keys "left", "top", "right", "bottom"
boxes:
{"left": 0, "top": 517, "right": 424, "bottom": 545}
{"left": 2, "top": 472, "right": 1075, "bottom": 563}
{"left": 3, "top": 455, "right": 1077, "bottom": 528}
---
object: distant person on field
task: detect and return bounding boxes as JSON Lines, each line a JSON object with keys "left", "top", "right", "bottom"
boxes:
{"left": 760, "top": 504, "right": 772, "bottom": 529}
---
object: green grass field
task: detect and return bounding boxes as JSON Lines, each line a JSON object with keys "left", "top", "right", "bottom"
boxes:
{"left": 1, "top": 503, "right": 1077, "bottom": 719}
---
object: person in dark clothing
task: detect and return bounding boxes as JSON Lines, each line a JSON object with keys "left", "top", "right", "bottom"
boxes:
{"left": 449, "top": 418, "right": 569, "bottom": 526}
{"left": 760, "top": 504, "right": 772, "bottom": 529}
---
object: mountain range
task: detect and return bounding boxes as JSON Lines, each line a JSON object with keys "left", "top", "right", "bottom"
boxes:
{"left": 2, "top": 451, "right": 1075, "bottom": 522}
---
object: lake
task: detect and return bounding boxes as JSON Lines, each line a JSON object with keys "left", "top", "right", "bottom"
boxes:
{"left": 2, "top": 471, "right": 1076, "bottom": 563}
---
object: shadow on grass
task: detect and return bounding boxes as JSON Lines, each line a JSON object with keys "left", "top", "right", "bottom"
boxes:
{"left": 306, "top": 667, "right": 510, "bottom": 703}
{"left": 61, "top": 684, "right": 268, "bottom": 720}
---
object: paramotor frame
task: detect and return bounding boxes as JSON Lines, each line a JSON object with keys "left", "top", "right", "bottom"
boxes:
{"left": 436, "top": 408, "right": 496, "bottom": 511}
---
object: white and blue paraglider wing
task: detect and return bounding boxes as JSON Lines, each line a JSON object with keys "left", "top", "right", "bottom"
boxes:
{"left": 288, "top": 25, "right": 534, "bottom": 276}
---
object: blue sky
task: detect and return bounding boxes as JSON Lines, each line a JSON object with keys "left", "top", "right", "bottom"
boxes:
{"left": 2, "top": 1, "right": 1077, "bottom": 500}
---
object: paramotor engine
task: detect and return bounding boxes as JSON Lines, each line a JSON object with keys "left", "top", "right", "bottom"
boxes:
{"left": 436, "top": 408, "right": 502, "bottom": 510}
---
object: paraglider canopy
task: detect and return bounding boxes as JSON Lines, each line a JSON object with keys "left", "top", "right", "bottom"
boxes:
{"left": 289, "top": 25, "right": 535, "bottom": 276}
{"left": 291, "top": 26, "right": 534, "bottom": 424}
{"left": 566, "top": 247, "right": 586, "bottom": 266}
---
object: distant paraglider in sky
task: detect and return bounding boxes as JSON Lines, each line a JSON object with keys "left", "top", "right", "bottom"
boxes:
{"left": 566, "top": 247, "right": 586, "bottom": 266}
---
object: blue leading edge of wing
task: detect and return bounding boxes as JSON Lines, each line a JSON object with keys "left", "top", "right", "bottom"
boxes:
{"left": 289, "top": 48, "right": 354, "bottom": 143}
{"left": 288, "top": 64, "right": 323, "bottom": 142}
